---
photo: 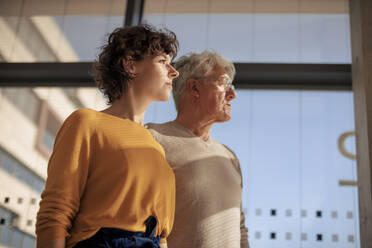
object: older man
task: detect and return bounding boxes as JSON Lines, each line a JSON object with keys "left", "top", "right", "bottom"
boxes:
{"left": 147, "top": 51, "right": 249, "bottom": 248}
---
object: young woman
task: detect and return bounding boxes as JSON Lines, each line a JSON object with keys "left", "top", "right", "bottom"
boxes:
{"left": 36, "top": 24, "right": 179, "bottom": 248}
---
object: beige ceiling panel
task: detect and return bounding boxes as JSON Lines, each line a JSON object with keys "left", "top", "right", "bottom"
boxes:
{"left": 0, "top": 0, "right": 23, "bottom": 16}
{"left": 0, "top": 0, "right": 126, "bottom": 16}
{"left": 253, "top": 0, "right": 299, "bottom": 13}
{"left": 22, "top": 0, "right": 65, "bottom": 16}
{"left": 144, "top": 0, "right": 168, "bottom": 14}
{"left": 0, "top": 0, "right": 348, "bottom": 16}
{"left": 210, "top": 0, "right": 254, "bottom": 13}
{"left": 164, "top": 0, "right": 209, "bottom": 13}
{"left": 110, "top": 0, "right": 127, "bottom": 16}
{"left": 144, "top": 0, "right": 348, "bottom": 14}
{"left": 65, "top": 0, "right": 124, "bottom": 16}
{"left": 299, "top": 0, "right": 348, "bottom": 13}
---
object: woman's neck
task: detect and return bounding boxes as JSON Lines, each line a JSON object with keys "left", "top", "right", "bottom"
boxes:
{"left": 101, "top": 89, "right": 150, "bottom": 125}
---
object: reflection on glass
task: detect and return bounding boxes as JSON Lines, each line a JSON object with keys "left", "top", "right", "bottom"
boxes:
{"left": 0, "top": 1, "right": 127, "bottom": 62}
{"left": 42, "top": 130, "right": 55, "bottom": 152}
{"left": 145, "top": 89, "right": 360, "bottom": 248}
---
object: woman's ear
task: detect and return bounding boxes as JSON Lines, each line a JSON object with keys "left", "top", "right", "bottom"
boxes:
{"left": 122, "top": 57, "right": 136, "bottom": 74}
{"left": 186, "top": 78, "right": 200, "bottom": 98}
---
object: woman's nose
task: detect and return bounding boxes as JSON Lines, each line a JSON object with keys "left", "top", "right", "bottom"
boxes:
{"left": 169, "top": 65, "right": 179, "bottom": 79}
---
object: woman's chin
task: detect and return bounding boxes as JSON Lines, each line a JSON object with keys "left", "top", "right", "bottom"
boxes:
{"left": 154, "top": 93, "right": 171, "bottom": 102}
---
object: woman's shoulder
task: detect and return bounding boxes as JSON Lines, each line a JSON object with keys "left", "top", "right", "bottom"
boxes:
{"left": 53, "top": 109, "right": 98, "bottom": 143}
{"left": 62, "top": 108, "right": 98, "bottom": 129}
{"left": 68, "top": 108, "right": 97, "bottom": 121}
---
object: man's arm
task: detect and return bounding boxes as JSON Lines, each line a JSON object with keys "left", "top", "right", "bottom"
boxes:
{"left": 240, "top": 207, "right": 250, "bottom": 248}
{"left": 221, "top": 144, "right": 250, "bottom": 247}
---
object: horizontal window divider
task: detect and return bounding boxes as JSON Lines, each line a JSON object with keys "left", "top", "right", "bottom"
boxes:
{"left": 0, "top": 62, "right": 351, "bottom": 90}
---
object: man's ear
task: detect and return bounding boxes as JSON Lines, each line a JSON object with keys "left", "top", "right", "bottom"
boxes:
{"left": 186, "top": 78, "right": 200, "bottom": 98}
{"left": 122, "top": 57, "right": 136, "bottom": 74}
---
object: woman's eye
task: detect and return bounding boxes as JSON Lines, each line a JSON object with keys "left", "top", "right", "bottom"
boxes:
{"left": 159, "top": 60, "right": 166, "bottom": 64}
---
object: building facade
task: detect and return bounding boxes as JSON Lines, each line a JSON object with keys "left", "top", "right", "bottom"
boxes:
{"left": 0, "top": 87, "right": 105, "bottom": 248}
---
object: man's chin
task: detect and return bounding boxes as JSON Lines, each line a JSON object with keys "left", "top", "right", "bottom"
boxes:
{"left": 216, "top": 114, "right": 232, "bottom": 123}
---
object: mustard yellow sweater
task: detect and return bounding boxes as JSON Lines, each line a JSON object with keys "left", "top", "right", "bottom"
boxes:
{"left": 36, "top": 109, "right": 175, "bottom": 248}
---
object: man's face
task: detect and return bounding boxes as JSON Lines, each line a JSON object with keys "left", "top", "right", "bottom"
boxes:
{"left": 198, "top": 66, "right": 237, "bottom": 123}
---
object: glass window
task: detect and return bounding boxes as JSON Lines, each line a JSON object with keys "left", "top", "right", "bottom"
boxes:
{"left": 13, "top": 160, "right": 27, "bottom": 183}
{"left": 1, "top": 207, "right": 13, "bottom": 225}
{"left": 34, "top": 179, "right": 45, "bottom": 193}
{"left": 36, "top": 101, "right": 62, "bottom": 157}
{"left": 0, "top": 207, "right": 37, "bottom": 247}
{"left": 22, "top": 235, "right": 36, "bottom": 248}
{"left": 0, "top": 226, "right": 13, "bottom": 246}
{"left": 0, "top": 148, "right": 45, "bottom": 193}
{"left": 143, "top": 0, "right": 350, "bottom": 63}
{"left": 12, "top": 229, "right": 23, "bottom": 248}
{"left": 2, "top": 88, "right": 41, "bottom": 123}
{"left": 144, "top": 89, "right": 360, "bottom": 248}
{"left": 2, "top": 155, "right": 14, "bottom": 174}
{"left": 0, "top": 149, "right": 4, "bottom": 167}
{"left": 0, "top": 0, "right": 126, "bottom": 62}
{"left": 24, "top": 171, "right": 35, "bottom": 189}
{"left": 42, "top": 129, "right": 56, "bottom": 152}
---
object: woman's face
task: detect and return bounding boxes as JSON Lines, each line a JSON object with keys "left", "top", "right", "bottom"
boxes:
{"left": 131, "top": 53, "right": 179, "bottom": 102}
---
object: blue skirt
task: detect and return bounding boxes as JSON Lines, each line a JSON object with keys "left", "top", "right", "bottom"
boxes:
{"left": 74, "top": 216, "right": 161, "bottom": 248}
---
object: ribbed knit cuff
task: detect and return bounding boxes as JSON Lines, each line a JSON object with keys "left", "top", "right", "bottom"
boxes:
{"left": 37, "top": 227, "right": 68, "bottom": 248}
{"left": 160, "top": 236, "right": 167, "bottom": 244}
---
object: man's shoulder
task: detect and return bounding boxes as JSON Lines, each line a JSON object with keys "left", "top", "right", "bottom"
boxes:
{"left": 221, "top": 143, "right": 237, "bottom": 158}
{"left": 213, "top": 141, "right": 241, "bottom": 167}
{"left": 220, "top": 143, "right": 243, "bottom": 174}
{"left": 146, "top": 121, "right": 177, "bottom": 135}
{"left": 146, "top": 122, "right": 166, "bottom": 130}
{"left": 146, "top": 122, "right": 185, "bottom": 154}
{"left": 145, "top": 122, "right": 176, "bottom": 143}
{"left": 209, "top": 138, "right": 237, "bottom": 157}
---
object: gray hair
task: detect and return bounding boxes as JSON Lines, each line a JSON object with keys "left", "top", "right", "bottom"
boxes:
{"left": 172, "top": 51, "right": 236, "bottom": 111}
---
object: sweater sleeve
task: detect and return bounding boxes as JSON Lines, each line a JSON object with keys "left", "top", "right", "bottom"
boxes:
{"left": 222, "top": 144, "right": 250, "bottom": 248}
{"left": 36, "top": 110, "right": 95, "bottom": 248}
{"left": 240, "top": 206, "right": 250, "bottom": 248}
{"left": 160, "top": 237, "right": 167, "bottom": 244}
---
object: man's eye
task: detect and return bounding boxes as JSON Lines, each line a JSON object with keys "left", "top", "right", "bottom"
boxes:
{"left": 159, "top": 60, "right": 166, "bottom": 64}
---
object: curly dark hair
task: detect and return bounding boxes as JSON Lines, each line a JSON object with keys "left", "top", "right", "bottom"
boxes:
{"left": 92, "top": 24, "right": 179, "bottom": 104}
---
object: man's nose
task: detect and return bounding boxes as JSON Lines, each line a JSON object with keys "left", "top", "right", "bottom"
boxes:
{"left": 226, "top": 87, "right": 237, "bottom": 100}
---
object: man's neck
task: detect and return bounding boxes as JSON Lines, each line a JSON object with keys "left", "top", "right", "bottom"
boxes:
{"left": 174, "top": 114, "right": 214, "bottom": 141}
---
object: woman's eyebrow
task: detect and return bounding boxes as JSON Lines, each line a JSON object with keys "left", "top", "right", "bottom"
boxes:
{"left": 161, "top": 55, "right": 172, "bottom": 64}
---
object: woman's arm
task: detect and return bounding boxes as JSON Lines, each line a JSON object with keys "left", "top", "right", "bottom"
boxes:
{"left": 39, "top": 238, "right": 65, "bottom": 248}
{"left": 36, "top": 110, "right": 94, "bottom": 248}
